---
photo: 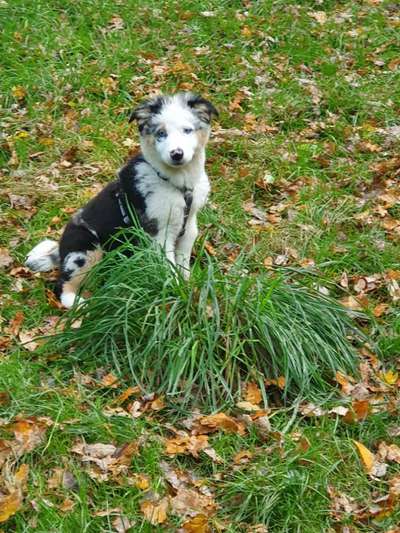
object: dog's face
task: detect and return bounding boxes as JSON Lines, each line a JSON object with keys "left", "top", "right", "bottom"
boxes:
{"left": 130, "top": 93, "right": 218, "bottom": 168}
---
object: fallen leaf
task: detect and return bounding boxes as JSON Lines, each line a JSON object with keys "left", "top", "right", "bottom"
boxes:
{"left": 112, "top": 514, "right": 135, "bottom": 532}
{"left": 112, "top": 386, "right": 141, "bottom": 405}
{"left": 140, "top": 496, "right": 169, "bottom": 525}
{"left": 171, "top": 487, "right": 217, "bottom": 519}
{"left": 165, "top": 435, "right": 209, "bottom": 458}
{"left": 180, "top": 514, "right": 210, "bottom": 533}
{"left": 380, "top": 370, "right": 398, "bottom": 385}
{"left": 233, "top": 450, "right": 253, "bottom": 464}
{"left": 134, "top": 474, "right": 150, "bottom": 490}
{"left": 58, "top": 497, "right": 75, "bottom": 513}
{"left": 11, "top": 85, "right": 27, "bottom": 100}
{"left": 244, "top": 382, "right": 262, "bottom": 405}
{"left": 196, "top": 413, "right": 246, "bottom": 436}
{"left": 0, "top": 248, "right": 13, "bottom": 269}
{"left": 0, "top": 491, "right": 21, "bottom": 523}
{"left": 308, "top": 11, "right": 327, "bottom": 24}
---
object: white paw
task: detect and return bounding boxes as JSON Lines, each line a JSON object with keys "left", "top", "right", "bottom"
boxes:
{"left": 60, "top": 292, "right": 85, "bottom": 309}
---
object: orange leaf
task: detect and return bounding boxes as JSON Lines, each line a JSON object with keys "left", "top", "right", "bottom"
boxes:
{"left": 353, "top": 440, "right": 375, "bottom": 473}
{"left": 244, "top": 382, "right": 262, "bottom": 405}
{"left": 197, "top": 413, "right": 246, "bottom": 435}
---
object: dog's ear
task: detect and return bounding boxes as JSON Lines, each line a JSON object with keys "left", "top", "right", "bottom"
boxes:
{"left": 186, "top": 94, "right": 218, "bottom": 124}
{"left": 129, "top": 95, "right": 165, "bottom": 130}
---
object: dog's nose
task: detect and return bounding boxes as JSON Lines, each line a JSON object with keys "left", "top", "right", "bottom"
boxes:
{"left": 170, "top": 149, "right": 184, "bottom": 162}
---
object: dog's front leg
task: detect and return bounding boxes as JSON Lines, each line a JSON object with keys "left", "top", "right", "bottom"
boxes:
{"left": 154, "top": 230, "right": 177, "bottom": 266}
{"left": 175, "top": 215, "right": 198, "bottom": 279}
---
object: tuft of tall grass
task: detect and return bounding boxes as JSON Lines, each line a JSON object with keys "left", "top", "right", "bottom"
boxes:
{"left": 48, "top": 227, "right": 364, "bottom": 408}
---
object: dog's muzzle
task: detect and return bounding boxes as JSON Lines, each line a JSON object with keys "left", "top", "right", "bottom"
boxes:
{"left": 170, "top": 148, "right": 184, "bottom": 163}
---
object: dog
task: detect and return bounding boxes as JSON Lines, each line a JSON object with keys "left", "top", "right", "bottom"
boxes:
{"left": 25, "top": 92, "right": 218, "bottom": 308}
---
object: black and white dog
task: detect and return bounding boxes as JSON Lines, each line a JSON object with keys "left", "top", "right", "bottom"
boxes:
{"left": 25, "top": 92, "right": 218, "bottom": 308}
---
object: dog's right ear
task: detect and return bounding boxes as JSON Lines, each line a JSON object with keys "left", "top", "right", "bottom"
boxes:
{"left": 129, "top": 96, "right": 165, "bottom": 131}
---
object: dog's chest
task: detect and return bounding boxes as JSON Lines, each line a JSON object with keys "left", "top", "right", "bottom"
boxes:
{"left": 143, "top": 176, "right": 209, "bottom": 234}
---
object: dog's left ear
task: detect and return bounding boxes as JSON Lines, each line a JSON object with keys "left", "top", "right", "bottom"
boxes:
{"left": 186, "top": 94, "right": 218, "bottom": 124}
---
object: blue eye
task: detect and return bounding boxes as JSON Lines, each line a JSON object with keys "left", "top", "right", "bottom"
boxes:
{"left": 156, "top": 130, "right": 167, "bottom": 140}
{"left": 183, "top": 127, "right": 193, "bottom": 134}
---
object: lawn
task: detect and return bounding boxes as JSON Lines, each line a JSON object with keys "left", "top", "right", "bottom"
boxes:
{"left": 1, "top": 0, "right": 400, "bottom": 531}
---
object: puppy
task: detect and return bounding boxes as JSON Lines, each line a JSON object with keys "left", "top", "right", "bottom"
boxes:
{"left": 25, "top": 92, "right": 218, "bottom": 308}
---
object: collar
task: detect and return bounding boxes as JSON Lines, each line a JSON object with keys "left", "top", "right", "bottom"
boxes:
{"left": 146, "top": 160, "right": 193, "bottom": 195}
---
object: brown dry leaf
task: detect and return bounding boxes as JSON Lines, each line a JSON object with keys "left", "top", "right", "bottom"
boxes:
{"left": 377, "top": 442, "right": 400, "bottom": 464}
{"left": 140, "top": 496, "right": 169, "bottom": 525}
{"left": 171, "top": 487, "right": 217, "bottom": 519}
{"left": 58, "top": 497, "right": 75, "bottom": 513}
{"left": 373, "top": 303, "right": 389, "bottom": 317}
{"left": 389, "top": 474, "right": 400, "bottom": 496}
{"left": 150, "top": 396, "right": 166, "bottom": 411}
{"left": 94, "top": 507, "right": 123, "bottom": 517}
{"left": 196, "top": 413, "right": 246, "bottom": 436}
{"left": 309, "top": 11, "right": 327, "bottom": 24}
{"left": 18, "top": 331, "right": 38, "bottom": 352}
{"left": 101, "top": 372, "right": 119, "bottom": 388}
{"left": 47, "top": 468, "right": 65, "bottom": 489}
{"left": 335, "top": 371, "right": 355, "bottom": 395}
{"left": 180, "top": 513, "right": 210, "bottom": 533}
{"left": 0, "top": 248, "right": 13, "bottom": 269}
{"left": 8, "top": 311, "right": 24, "bottom": 336}
{"left": 112, "top": 514, "right": 135, "bottom": 532}
{"left": 107, "top": 15, "right": 125, "bottom": 31}
{"left": 244, "top": 382, "right": 262, "bottom": 405}
{"left": 9, "top": 417, "right": 51, "bottom": 455}
{"left": 233, "top": 450, "right": 253, "bottom": 464}
{"left": 340, "top": 295, "right": 364, "bottom": 311}
{"left": 165, "top": 434, "right": 209, "bottom": 458}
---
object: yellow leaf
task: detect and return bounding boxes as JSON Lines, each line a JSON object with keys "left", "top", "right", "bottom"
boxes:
{"left": 11, "top": 86, "right": 26, "bottom": 100}
{"left": 181, "top": 514, "right": 210, "bottom": 532}
{"left": 382, "top": 370, "right": 398, "bottom": 385}
{"left": 134, "top": 474, "right": 150, "bottom": 490}
{"left": 0, "top": 491, "right": 21, "bottom": 523}
{"left": 241, "top": 25, "right": 252, "bottom": 37}
{"left": 353, "top": 440, "right": 375, "bottom": 472}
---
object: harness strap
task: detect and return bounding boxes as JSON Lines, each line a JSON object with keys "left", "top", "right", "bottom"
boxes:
{"left": 179, "top": 188, "right": 193, "bottom": 238}
{"left": 115, "top": 190, "right": 131, "bottom": 226}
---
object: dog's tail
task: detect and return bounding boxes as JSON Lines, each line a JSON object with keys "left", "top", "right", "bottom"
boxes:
{"left": 25, "top": 239, "right": 60, "bottom": 272}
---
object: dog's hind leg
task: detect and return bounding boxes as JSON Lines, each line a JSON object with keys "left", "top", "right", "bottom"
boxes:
{"left": 56, "top": 248, "right": 103, "bottom": 309}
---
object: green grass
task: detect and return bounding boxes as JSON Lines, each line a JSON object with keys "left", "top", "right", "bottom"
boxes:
{"left": 1, "top": 0, "right": 400, "bottom": 531}
{"left": 49, "top": 227, "right": 362, "bottom": 408}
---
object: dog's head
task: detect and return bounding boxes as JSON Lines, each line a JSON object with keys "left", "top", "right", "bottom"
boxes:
{"left": 129, "top": 92, "right": 218, "bottom": 168}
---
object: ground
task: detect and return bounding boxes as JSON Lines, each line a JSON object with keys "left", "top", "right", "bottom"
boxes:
{"left": 1, "top": 0, "right": 400, "bottom": 531}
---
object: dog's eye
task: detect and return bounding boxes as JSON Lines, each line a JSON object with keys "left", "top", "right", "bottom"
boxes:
{"left": 156, "top": 130, "right": 167, "bottom": 140}
{"left": 183, "top": 127, "right": 193, "bottom": 134}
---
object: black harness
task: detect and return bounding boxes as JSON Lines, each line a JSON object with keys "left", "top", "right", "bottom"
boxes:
{"left": 116, "top": 160, "right": 193, "bottom": 238}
